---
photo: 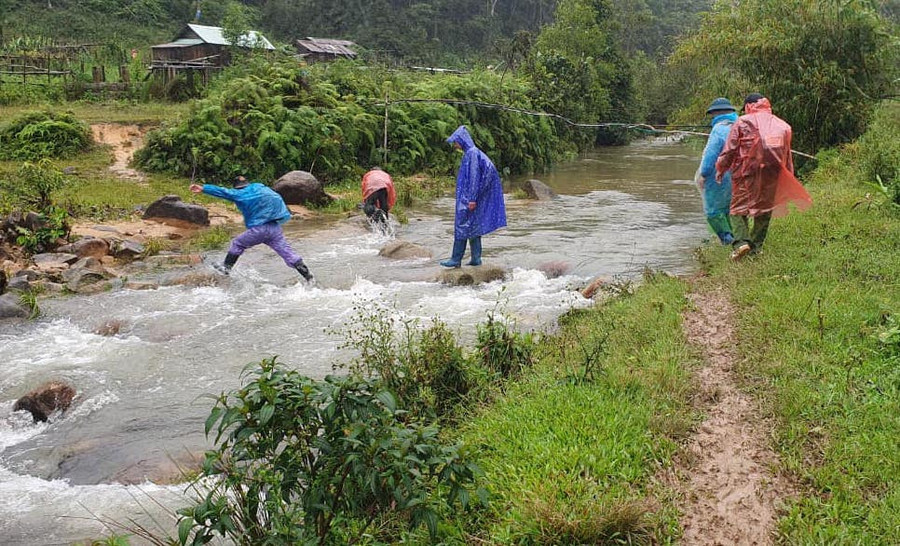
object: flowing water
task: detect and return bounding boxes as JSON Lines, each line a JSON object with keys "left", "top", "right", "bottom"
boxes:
{"left": 0, "top": 138, "right": 706, "bottom": 545}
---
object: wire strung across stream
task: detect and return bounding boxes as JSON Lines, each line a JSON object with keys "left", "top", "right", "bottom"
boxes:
{"left": 372, "top": 97, "right": 817, "bottom": 160}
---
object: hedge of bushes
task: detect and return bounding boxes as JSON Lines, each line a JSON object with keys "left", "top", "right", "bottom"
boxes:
{"left": 134, "top": 60, "right": 561, "bottom": 183}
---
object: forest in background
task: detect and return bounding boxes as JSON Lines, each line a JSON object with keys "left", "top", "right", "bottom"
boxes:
{"left": 0, "top": 0, "right": 716, "bottom": 63}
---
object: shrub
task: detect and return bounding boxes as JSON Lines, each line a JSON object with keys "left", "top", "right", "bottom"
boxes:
{"left": 1, "top": 159, "right": 71, "bottom": 211}
{"left": 14, "top": 205, "right": 70, "bottom": 255}
{"left": 0, "top": 111, "right": 92, "bottom": 160}
{"left": 336, "top": 303, "right": 486, "bottom": 420}
{"left": 176, "top": 357, "right": 485, "bottom": 545}
{"left": 476, "top": 313, "right": 535, "bottom": 380}
{"left": 135, "top": 59, "right": 562, "bottom": 183}
{"left": 855, "top": 103, "right": 900, "bottom": 204}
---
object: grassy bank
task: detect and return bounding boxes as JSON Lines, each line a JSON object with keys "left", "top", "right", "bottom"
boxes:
{"left": 694, "top": 118, "right": 900, "bottom": 540}
{"left": 451, "top": 274, "right": 698, "bottom": 543}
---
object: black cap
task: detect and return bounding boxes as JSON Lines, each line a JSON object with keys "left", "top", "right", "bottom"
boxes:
{"left": 232, "top": 175, "right": 249, "bottom": 188}
{"left": 744, "top": 93, "right": 764, "bottom": 106}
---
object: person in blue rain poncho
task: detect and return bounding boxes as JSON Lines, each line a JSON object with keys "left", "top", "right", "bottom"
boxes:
{"left": 696, "top": 97, "right": 738, "bottom": 244}
{"left": 440, "top": 126, "right": 507, "bottom": 267}
{"left": 190, "top": 175, "right": 314, "bottom": 282}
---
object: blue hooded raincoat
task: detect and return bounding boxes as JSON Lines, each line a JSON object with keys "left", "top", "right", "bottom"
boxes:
{"left": 446, "top": 126, "right": 507, "bottom": 240}
{"left": 202, "top": 182, "right": 292, "bottom": 228}
{"left": 698, "top": 112, "right": 737, "bottom": 218}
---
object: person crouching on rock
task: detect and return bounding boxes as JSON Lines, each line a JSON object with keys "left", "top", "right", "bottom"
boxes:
{"left": 361, "top": 167, "right": 396, "bottom": 226}
{"left": 190, "top": 175, "right": 314, "bottom": 282}
{"left": 441, "top": 125, "right": 507, "bottom": 268}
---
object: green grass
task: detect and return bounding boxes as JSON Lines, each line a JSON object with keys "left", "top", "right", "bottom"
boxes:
{"left": 695, "top": 146, "right": 900, "bottom": 542}
{"left": 453, "top": 274, "right": 697, "bottom": 544}
{"left": 183, "top": 225, "right": 232, "bottom": 251}
{"left": 0, "top": 101, "right": 188, "bottom": 125}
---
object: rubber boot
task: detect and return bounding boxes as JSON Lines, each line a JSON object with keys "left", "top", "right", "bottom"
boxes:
{"left": 467, "top": 237, "right": 482, "bottom": 266}
{"left": 440, "top": 239, "right": 466, "bottom": 268}
{"left": 294, "top": 259, "right": 314, "bottom": 283}
{"left": 215, "top": 252, "right": 239, "bottom": 275}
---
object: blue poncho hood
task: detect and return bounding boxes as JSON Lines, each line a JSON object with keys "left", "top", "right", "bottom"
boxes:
{"left": 446, "top": 126, "right": 507, "bottom": 239}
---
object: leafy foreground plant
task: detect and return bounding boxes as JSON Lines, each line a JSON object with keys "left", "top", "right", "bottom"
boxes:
{"left": 176, "top": 357, "right": 486, "bottom": 546}
{"left": 335, "top": 303, "right": 488, "bottom": 422}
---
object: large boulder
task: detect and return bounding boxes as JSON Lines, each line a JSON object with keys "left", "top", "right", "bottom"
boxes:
{"left": 274, "top": 171, "right": 333, "bottom": 207}
{"left": 13, "top": 380, "right": 76, "bottom": 422}
{"left": 518, "top": 179, "right": 557, "bottom": 201}
{"left": 379, "top": 241, "right": 432, "bottom": 259}
{"left": 438, "top": 266, "right": 507, "bottom": 286}
{"left": 0, "top": 292, "right": 29, "bottom": 319}
{"left": 143, "top": 195, "right": 209, "bottom": 227}
{"left": 57, "top": 237, "right": 110, "bottom": 259}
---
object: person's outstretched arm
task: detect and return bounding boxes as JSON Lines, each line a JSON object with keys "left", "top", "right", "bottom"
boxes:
{"left": 190, "top": 183, "right": 239, "bottom": 202}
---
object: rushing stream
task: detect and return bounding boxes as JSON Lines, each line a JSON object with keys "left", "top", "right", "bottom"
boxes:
{"left": 0, "top": 138, "right": 706, "bottom": 545}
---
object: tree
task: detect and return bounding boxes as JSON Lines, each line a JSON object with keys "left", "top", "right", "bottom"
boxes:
{"left": 669, "top": 0, "right": 896, "bottom": 153}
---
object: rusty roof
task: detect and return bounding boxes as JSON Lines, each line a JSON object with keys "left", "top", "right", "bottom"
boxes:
{"left": 295, "top": 37, "right": 357, "bottom": 57}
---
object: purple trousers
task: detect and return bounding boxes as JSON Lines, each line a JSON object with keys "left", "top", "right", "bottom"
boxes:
{"left": 229, "top": 222, "right": 302, "bottom": 267}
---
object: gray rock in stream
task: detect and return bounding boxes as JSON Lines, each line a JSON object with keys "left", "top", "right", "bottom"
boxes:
{"left": 437, "top": 266, "right": 507, "bottom": 286}
{"left": 0, "top": 292, "right": 29, "bottom": 319}
{"left": 12, "top": 380, "right": 76, "bottom": 422}
{"left": 379, "top": 241, "right": 432, "bottom": 259}
{"left": 518, "top": 179, "right": 557, "bottom": 200}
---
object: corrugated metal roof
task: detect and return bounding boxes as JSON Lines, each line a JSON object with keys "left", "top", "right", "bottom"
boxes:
{"left": 184, "top": 24, "right": 275, "bottom": 50}
{"left": 296, "top": 37, "right": 357, "bottom": 57}
{"left": 152, "top": 38, "right": 204, "bottom": 49}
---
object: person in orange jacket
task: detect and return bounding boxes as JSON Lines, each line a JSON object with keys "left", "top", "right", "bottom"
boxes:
{"left": 361, "top": 167, "right": 396, "bottom": 226}
{"left": 716, "top": 93, "right": 812, "bottom": 261}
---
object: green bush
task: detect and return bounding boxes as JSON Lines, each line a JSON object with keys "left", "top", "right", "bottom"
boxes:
{"left": 855, "top": 103, "right": 900, "bottom": 204}
{"left": 476, "top": 313, "right": 535, "bottom": 380}
{"left": 0, "top": 159, "right": 71, "bottom": 212}
{"left": 0, "top": 111, "right": 92, "bottom": 160}
{"left": 14, "top": 205, "right": 70, "bottom": 255}
{"left": 177, "top": 357, "right": 485, "bottom": 545}
{"left": 135, "top": 59, "right": 562, "bottom": 183}
{"left": 336, "top": 303, "right": 487, "bottom": 421}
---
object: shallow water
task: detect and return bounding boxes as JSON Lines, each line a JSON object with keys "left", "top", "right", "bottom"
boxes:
{"left": 0, "top": 138, "right": 707, "bottom": 544}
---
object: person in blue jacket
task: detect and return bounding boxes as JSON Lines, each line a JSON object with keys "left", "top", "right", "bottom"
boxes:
{"left": 440, "top": 126, "right": 507, "bottom": 267}
{"left": 697, "top": 97, "right": 738, "bottom": 244}
{"left": 190, "top": 175, "right": 313, "bottom": 282}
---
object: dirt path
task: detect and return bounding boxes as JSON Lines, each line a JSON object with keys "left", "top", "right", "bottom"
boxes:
{"left": 91, "top": 123, "right": 146, "bottom": 182}
{"left": 675, "top": 289, "right": 794, "bottom": 545}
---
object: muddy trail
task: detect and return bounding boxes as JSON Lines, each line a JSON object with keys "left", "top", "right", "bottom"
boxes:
{"left": 90, "top": 123, "right": 146, "bottom": 182}
{"left": 675, "top": 288, "right": 795, "bottom": 545}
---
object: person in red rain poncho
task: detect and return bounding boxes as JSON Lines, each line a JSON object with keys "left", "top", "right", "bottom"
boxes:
{"left": 716, "top": 93, "right": 812, "bottom": 261}
{"left": 361, "top": 167, "right": 396, "bottom": 226}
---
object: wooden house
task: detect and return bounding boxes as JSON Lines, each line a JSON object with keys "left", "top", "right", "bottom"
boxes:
{"left": 151, "top": 24, "right": 275, "bottom": 71}
{"left": 295, "top": 38, "right": 357, "bottom": 62}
